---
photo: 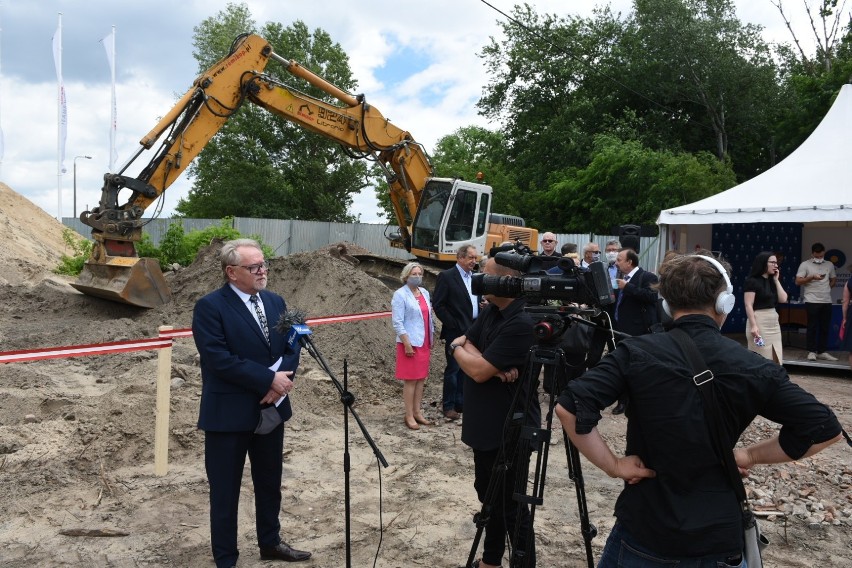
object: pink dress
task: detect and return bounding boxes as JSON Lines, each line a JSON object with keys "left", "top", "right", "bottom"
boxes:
{"left": 395, "top": 294, "right": 431, "bottom": 380}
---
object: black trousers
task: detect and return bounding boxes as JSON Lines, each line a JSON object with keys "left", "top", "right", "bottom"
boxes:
{"left": 205, "top": 424, "right": 285, "bottom": 568}
{"left": 473, "top": 447, "right": 536, "bottom": 567}
{"left": 805, "top": 302, "right": 833, "bottom": 353}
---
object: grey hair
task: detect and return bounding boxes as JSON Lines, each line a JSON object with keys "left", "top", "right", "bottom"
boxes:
{"left": 220, "top": 238, "right": 262, "bottom": 276}
{"left": 605, "top": 239, "right": 621, "bottom": 249}
{"left": 456, "top": 244, "right": 477, "bottom": 259}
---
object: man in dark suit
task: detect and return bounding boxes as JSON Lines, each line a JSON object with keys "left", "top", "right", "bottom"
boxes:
{"left": 612, "top": 248, "right": 659, "bottom": 414}
{"left": 193, "top": 239, "right": 311, "bottom": 568}
{"left": 432, "top": 244, "right": 479, "bottom": 421}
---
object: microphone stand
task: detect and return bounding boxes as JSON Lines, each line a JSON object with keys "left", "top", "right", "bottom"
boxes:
{"left": 299, "top": 334, "right": 389, "bottom": 568}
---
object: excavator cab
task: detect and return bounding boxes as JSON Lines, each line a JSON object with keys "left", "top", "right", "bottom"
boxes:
{"left": 410, "top": 178, "right": 490, "bottom": 262}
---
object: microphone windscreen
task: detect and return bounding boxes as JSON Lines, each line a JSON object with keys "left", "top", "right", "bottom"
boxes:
{"left": 275, "top": 308, "right": 309, "bottom": 334}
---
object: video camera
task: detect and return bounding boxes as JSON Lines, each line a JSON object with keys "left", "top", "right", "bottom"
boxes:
{"left": 471, "top": 245, "right": 615, "bottom": 307}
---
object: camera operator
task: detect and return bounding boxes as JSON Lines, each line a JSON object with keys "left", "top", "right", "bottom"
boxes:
{"left": 555, "top": 253, "right": 842, "bottom": 567}
{"left": 450, "top": 257, "right": 539, "bottom": 568}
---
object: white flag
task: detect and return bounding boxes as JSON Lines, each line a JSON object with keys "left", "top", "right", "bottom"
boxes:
{"left": 52, "top": 19, "right": 67, "bottom": 174}
{"left": 101, "top": 26, "right": 118, "bottom": 172}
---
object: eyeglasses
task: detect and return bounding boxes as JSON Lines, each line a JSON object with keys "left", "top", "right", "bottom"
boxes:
{"left": 541, "top": 239, "right": 555, "bottom": 243}
{"left": 234, "top": 261, "right": 269, "bottom": 274}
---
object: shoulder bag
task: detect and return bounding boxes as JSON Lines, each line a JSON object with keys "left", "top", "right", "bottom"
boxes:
{"left": 669, "top": 327, "right": 769, "bottom": 567}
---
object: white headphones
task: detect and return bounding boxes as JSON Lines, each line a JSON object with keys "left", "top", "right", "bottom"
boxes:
{"left": 661, "top": 254, "right": 735, "bottom": 317}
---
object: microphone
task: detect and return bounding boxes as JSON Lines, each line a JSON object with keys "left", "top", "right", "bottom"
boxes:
{"left": 275, "top": 308, "right": 313, "bottom": 350}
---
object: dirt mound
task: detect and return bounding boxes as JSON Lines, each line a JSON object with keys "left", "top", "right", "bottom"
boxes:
{"left": 0, "top": 182, "right": 81, "bottom": 285}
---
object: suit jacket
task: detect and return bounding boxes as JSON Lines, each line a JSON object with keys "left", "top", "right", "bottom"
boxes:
{"left": 391, "top": 285, "right": 434, "bottom": 347}
{"left": 432, "top": 265, "right": 478, "bottom": 340}
{"left": 193, "top": 284, "right": 300, "bottom": 431}
{"left": 614, "top": 267, "right": 660, "bottom": 337}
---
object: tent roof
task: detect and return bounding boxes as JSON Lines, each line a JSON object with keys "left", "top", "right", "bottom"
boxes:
{"left": 658, "top": 84, "right": 852, "bottom": 226}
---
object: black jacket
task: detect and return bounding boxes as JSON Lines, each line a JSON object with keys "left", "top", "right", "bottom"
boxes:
{"left": 614, "top": 267, "right": 659, "bottom": 337}
{"left": 432, "top": 265, "right": 478, "bottom": 340}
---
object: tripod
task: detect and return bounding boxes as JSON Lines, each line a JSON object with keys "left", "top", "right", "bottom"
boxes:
{"left": 464, "top": 307, "right": 616, "bottom": 568}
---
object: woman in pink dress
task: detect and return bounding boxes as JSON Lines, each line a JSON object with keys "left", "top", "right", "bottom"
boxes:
{"left": 391, "top": 263, "right": 434, "bottom": 430}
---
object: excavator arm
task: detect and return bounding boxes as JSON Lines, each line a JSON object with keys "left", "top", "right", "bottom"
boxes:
{"left": 73, "top": 33, "right": 433, "bottom": 307}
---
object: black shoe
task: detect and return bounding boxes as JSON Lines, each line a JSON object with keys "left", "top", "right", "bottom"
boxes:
{"left": 612, "top": 403, "right": 626, "bottom": 415}
{"left": 259, "top": 542, "right": 312, "bottom": 562}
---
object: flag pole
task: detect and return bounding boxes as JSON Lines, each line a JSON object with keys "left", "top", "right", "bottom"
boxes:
{"left": 0, "top": 1, "right": 5, "bottom": 178}
{"left": 102, "top": 25, "right": 118, "bottom": 173}
{"left": 54, "top": 12, "right": 65, "bottom": 219}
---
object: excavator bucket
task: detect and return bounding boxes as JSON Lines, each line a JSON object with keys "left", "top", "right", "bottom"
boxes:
{"left": 71, "top": 257, "right": 171, "bottom": 308}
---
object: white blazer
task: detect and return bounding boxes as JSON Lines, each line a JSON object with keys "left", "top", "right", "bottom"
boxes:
{"left": 391, "top": 285, "right": 434, "bottom": 347}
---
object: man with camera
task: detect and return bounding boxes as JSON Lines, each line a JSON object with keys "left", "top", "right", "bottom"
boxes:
{"left": 450, "top": 256, "right": 539, "bottom": 568}
{"left": 555, "top": 253, "right": 842, "bottom": 567}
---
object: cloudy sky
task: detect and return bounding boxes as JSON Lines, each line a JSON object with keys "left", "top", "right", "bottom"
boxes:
{"left": 0, "top": 0, "right": 834, "bottom": 224}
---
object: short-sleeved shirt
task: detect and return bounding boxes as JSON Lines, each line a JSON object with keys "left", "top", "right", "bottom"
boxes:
{"left": 796, "top": 259, "right": 836, "bottom": 303}
{"left": 461, "top": 298, "right": 538, "bottom": 451}
{"left": 743, "top": 275, "right": 778, "bottom": 310}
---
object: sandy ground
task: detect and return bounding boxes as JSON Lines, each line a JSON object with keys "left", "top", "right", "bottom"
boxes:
{"left": 0, "top": 181, "right": 850, "bottom": 567}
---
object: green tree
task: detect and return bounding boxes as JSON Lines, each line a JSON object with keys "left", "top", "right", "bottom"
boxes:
{"left": 478, "top": 5, "right": 624, "bottom": 196}
{"left": 771, "top": 5, "right": 852, "bottom": 161}
{"left": 625, "top": 0, "right": 780, "bottom": 174}
{"left": 477, "top": 1, "right": 781, "bottom": 229}
{"left": 547, "top": 136, "right": 736, "bottom": 233}
{"left": 430, "top": 126, "right": 524, "bottom": 217}
{"left": 176, "top": 2, "right": 375, "bottom": 222}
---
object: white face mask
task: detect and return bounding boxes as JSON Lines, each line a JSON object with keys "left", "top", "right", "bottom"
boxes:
{"left": 812, "top": 257, "right": 824, "bottom": 264}
{"left": 605, "top": 251, "right": 618, "bottom": 263}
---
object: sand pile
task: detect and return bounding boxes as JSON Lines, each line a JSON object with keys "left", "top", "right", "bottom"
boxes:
{"left": 0, "top": 182, "right": 81, "bottom": 285}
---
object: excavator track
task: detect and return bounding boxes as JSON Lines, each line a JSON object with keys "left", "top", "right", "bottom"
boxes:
{"left": 352, "top": 253, "right": 446, "bottom": 291}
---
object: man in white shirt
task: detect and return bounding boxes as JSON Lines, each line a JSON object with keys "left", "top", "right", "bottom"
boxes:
{"left": 795, "top": 242, "right": 838, "bottom": 361}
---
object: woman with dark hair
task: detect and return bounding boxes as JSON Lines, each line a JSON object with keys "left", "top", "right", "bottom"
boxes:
{"left": 743, "top": 251, "right": 788, "bottom": 362}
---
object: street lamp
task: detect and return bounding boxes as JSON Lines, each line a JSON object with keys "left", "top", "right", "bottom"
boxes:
{"left": 73, "top": 155, "right": 92, "bottom": 218}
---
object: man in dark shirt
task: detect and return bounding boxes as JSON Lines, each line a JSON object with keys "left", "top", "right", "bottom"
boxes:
{"left": 450, "top": 257, "right": 538, "bottom": 568}
{"left": 555, "top": 253, "right": 842, "bottom": 566}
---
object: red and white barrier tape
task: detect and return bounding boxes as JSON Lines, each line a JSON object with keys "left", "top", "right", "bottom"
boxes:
{"left": 0, "top": 310, "right": 391, "bottom": 364}
{"left": 0, "top": 338, "right": 173, "bottom": 364}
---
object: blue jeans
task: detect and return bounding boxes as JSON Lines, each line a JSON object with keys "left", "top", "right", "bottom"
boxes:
{"left": 598, "top": 522, "right": 745, "bottom": 568}
{"left": 442, "top": 339, "right": 464, "bottom": 412}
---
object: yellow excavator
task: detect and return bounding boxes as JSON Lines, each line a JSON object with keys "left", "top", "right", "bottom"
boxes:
{"left": 72, "top": 33, "right": 538, "bottom": 307}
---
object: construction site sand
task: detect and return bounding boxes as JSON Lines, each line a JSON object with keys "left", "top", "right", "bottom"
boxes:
{"left": 0, "top": 181, "right": 850, "bottom": 567}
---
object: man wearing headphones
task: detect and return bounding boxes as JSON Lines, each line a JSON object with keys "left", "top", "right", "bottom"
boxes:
{"left": 555, "top": 253, "right": 842, "bottom": 567}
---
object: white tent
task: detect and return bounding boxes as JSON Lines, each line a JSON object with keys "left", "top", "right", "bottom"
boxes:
{"left": 657, "top": 83, "right": 852, "bottom": 252}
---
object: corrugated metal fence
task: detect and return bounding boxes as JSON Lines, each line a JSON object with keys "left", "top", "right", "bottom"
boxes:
{"left": 62, "top": 218, "right": 660, "bottom": 268}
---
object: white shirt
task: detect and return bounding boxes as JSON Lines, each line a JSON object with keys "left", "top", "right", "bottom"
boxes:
{"left": 229, "top": 283, "right": 268, "bottom": 330}
{"left": 456, "top": 263, "right": 479, "bottom": 319}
